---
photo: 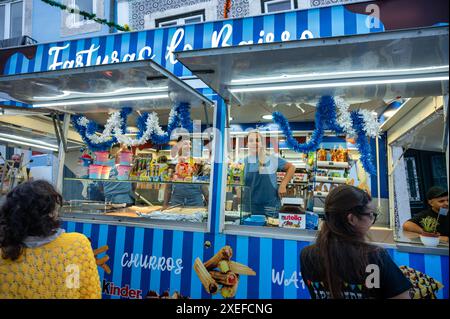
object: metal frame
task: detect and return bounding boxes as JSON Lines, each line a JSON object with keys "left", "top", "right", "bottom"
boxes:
{"left": 177, "top": 25, "right": 449, "bottom": 60}
{"left": 262, "top": 0, "right": 296, "bottom": 13}
{"left": 0, "top": 60, "right": 213, "bottom": 108}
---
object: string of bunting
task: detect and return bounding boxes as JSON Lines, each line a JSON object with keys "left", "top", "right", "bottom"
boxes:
{"left": 40, "top": 0, "right": 130, "bottom": 31}
{"left": 272, "top": 95, "right": 381, "bottom": 175}
{"left": 71, "top": 103, "right": 193, "bottom": 151}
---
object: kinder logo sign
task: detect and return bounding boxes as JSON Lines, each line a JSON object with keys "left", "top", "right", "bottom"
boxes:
{"left": 47, "top": 24, "right": 314, "bottom": 71}
{"left": 102, "top": 280, "right": 143, "bottom": 299}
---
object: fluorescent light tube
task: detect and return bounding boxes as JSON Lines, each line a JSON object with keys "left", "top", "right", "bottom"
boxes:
{"left": 230, "top": 66, "right": 449, "bottom": 84}
{"left": 33, "top": 93, "right": 169, "bottom": 108}
{"left": 0, "top": 133, "right": 58, "bottom": 148}
{"left": 229, "top": 76, "right": 449, "bottom": 93}
{"left": 0, "top": 137, "right": 58, "bottom": 152}
{"left": 33, "top": 87, "right": 169, "bottom": 100}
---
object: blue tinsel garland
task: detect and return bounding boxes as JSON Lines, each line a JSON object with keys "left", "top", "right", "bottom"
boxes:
{"left": 273, "top": 95, "right": 377, "bottom": 175}
{"left": 177, "top": 102, "right": 193, "bottom": 132}
{"left": 136, "top": 112, "right": 149, "bottom": 140}
{"left": 71, "top": 115, "right": 117, "bottom": 151}
{"left": 272, "top": 95, "right": 344, "bottom": 153}
{"left": 351, "top": 111, "right": 377, "bottom": 175}
{"left": 320, "top": 95, "right": 344, "bottom": 134}
{"left": 72, "top": 103, "right": 193, "bottom": 150}
{"left": 119, "top": 107, "right": 133, "bottom": 134}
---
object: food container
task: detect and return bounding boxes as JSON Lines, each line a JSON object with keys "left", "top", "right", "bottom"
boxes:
{"left": 242, "top": 215, "right": 266, "bottom": 226}
{"left": 88, "top": 164, "right": 103, "bottom": 179}
{"left": 119, "top": 151, "right": 133, "bottom": 165}
{"left": 80, "top": 157, "right": 92, "bottom": 167}
{"left": 306, "top": 211, "right": 319, "bottom": 230}
{"left": 94, "top": 151, "right": 109, "bottom": 162}
{"left": 117, "top": 165, "right": 132, "bottom": 180}
{"left": 101, "top": 166, "right": 112, "bottom": 179}
{"left": 76, "top": 166, "right": 89, "bottom": 178}
{"left": 279, "top": 213, "right": 306, "bottom": 229}
{"left": 279, "top": 204, "right": 306, "bottom": 229}
{"left": 317, "top": 149, "right": 327, "bottom": 161}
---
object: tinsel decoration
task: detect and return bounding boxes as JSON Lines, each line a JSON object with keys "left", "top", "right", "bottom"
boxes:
{"left": 319, "top": 95, "right": 344, "bottom": 134}
{"left": 351, "top": 111, "right": 377, "bottom": 175}
{"left": 272, "top": 95, "right": 344, "bottom": 153}
{"left": 176, "top": 102, "right": 194, "bottom": 133}
{"left": 334, "top": 96, "right": 356, "bottom": 136}
{"left": 71, "top": 115, "right": 117, "bottom": 151}
{"left": 72, "top": 103, "right": 192, "bottom": 150}
{"left": 273, "top": 95, "right": 379, "bottom": 175}
{"left": 40, "top": 0, "right": 130, "bottom": 31}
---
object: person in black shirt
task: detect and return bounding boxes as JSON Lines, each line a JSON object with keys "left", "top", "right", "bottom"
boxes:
{"left": 300, "top": 185, "right": 412, "bottom": 299}
{"left": 403, "top": 186, "right": 448, "bottom": 242}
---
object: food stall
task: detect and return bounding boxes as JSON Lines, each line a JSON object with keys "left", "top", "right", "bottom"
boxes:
{"left": 0, "top": 3, "right": 448, "bottom": 299}
{"left": 381, "top": 95, "right": 448, "bottom": 247}
{"left": 176, "top": 25, "right": 449, "bottom": 299}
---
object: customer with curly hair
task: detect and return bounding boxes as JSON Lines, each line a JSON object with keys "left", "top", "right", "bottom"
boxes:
{"left": 0, "top": 180, "right": 101, "bottom": 299}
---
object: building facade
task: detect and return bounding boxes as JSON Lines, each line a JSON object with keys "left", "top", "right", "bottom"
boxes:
{"left": 1, "top": 0, "right": 370, "bottom": 46}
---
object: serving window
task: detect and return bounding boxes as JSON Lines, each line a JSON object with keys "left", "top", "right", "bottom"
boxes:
{"left": 176, "top": 25, "right": 449, "bottom": 239}
{"left": 0, "top": 60, "right": 215, "bottom": 230}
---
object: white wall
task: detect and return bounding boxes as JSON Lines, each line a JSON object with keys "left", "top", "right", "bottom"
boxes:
{"left": 117, "top": 0, "right": 130, "bottom": 28}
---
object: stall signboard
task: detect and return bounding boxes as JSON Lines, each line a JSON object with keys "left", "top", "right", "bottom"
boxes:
{"left": 1, "top": 5, "right": 385, "bottom": 78}
{"left": 64, "top": 221, "right": 449, "bottom": 299}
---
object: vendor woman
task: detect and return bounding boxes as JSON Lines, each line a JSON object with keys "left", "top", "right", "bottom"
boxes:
{"left": 242, "top": 130, "right": 295, "bottom": 217}
{"left": 403, "top": 186, "right": 448, "bottom": 241}
{"left": 99, "top": 144, "right": 135, "bottom": 205}
{"left": 163, "top": 138, "right": 208, "bottom": 208}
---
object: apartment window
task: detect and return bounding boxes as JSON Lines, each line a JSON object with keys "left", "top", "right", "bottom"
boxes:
{"left": 66, "top": 0, "right": 97, "bottom": 28}
{"left": 0, "top": 1, "right": 24, "bottom": 40}
{"left": 261, "top": 0, "right": 296, "bottom": 13}
{"left": 156, "top": 10, "right": 205, "bottom": 28}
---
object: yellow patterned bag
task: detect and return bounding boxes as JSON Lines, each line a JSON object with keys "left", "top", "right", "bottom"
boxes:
{"left": 400, "top": 266, "right": 444, "bottom": 299}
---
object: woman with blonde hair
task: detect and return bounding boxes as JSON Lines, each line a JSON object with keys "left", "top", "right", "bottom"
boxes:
{"left": 241, "top": 130, "right": 295, "bottom": 217}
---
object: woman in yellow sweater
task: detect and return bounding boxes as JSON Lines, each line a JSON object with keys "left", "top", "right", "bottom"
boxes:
{"left": 0, "top": 180, "right": 101, "bottom": 299}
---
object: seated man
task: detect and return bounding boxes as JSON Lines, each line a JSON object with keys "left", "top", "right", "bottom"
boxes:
{"left": 403, "top": 186, "right": 448, "bottom": 242}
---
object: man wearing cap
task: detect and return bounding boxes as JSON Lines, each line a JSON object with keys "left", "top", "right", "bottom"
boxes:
{"left": 403, "top": 186, "right": 448, "bottom": 242}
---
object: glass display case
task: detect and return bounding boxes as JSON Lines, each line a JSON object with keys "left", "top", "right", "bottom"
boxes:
{"left": 61, "top": 177, "right": 252, "bottom": 227}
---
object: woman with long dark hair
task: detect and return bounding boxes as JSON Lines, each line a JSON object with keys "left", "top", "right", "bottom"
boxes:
{"left": 300, "top": 185, "right": 412, "bottom": 299}
{"left": 0, "top": 180, "right": 100, "bottom": 299}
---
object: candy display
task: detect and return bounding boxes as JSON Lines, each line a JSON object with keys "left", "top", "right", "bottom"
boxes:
{"left": 331, "top": 146, "right": 348, "bottom": 162}
{"left": 117, "top": 165, "right": 132, "bottom": 180}
{"left": 173, "top": 161, "right": 194, "bottom": 181}
{"left": 317, "top": 148, "right": 327, "bottom": 161}
{"left": 119, "top": 151, "right": 133, "bottom": 165}
{"left": 88, "top": 164, "right": 103, "bottom": 179}
{"left": 307, "top": 152, "right": 315, "bottom": 166}
{"left": 94, "top": 151, "right": 109, "bottom": 163}
{"left": 227, "top": 163, "right": 245, "bottom": 185}
{"left": 101, "top": 165, "right": 112, "bottom": 179}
